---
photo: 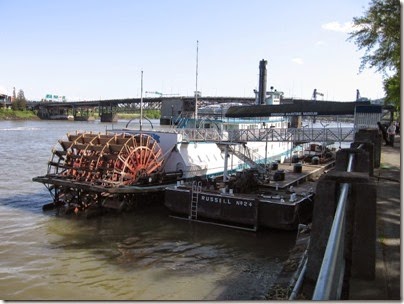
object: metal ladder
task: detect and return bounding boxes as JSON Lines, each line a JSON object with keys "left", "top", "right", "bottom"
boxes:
{"left": 189, "top": 181, "right": 202, "bottom": 220}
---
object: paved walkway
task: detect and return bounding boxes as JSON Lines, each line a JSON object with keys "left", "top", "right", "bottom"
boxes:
{"left": 349, "top": 135, "right": 401, "bottom": 300}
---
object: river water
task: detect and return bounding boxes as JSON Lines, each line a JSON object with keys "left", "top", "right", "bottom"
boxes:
{"left": 0, "top": 119, "right": 296, "bottom": 300}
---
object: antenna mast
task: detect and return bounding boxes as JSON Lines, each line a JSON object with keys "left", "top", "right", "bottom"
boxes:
{"left": 140, "top": 70, "right": 143, "bottom": 131}
{"left": 195, "top": 40, "right": 199, "bottom": 123}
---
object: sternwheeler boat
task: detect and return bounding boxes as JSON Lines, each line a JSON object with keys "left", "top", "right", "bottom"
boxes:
{"left": 33, "top": 59, "right": 298, "bottom": 216}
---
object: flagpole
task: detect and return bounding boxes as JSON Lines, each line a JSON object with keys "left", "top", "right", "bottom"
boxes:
{"left": 140, "top": 70, "right": 143, "bottom": 131}
{"left": 194, "top": 40, "right": 199, "bottom": 127}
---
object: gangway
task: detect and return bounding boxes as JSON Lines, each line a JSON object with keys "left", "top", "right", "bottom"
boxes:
{"left": 228, "top": 144, "right": 266, "bottom": 174}
{"left": 177, "top": 127, "right": 358, "bottom": 144}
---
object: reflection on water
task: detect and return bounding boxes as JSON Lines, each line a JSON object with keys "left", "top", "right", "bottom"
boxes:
{"left": 0, "top": 120, "right": 296, "bottom": 300}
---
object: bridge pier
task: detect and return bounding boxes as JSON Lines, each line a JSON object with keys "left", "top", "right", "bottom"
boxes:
{"left": 99, "top": 104, "right": 118, "bottom": 122}
{"left": 100, "top": 112, "right": 118, "bottom": 122}
{"left": 72, "top": 107, "right": 95, "bottom": 121}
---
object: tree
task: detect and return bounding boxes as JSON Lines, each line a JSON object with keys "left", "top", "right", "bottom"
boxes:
{"left": 348, "top": 0, "right": 400, "bottom": 111}
{"left": 12, "top": 89, "right": 27, "bottom": 111}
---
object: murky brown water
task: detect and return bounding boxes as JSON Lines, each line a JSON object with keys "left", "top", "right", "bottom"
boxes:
{"left": 0, "top": 120, "right": 296, "bottom": 300}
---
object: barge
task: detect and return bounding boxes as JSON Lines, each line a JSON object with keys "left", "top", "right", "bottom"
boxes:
{"left": 165, "top": 160, "right": 335, "bottom": 231}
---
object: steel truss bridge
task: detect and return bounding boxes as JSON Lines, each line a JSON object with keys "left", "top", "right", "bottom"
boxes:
{"left": 28, "top": 96, "right": 256, "bottom": 121}
{"left": 28, "top": 96, "right": 255, "bottom": 111}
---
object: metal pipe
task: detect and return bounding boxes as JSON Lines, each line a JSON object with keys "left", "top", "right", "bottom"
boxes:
{"left": 346, "top": 152, "right": 354, "bottom": 172}
{"left": 312, "top": 182, "right": 349, "bottom": 299}
{"left": 289, "top": 255, "right": 308, "bottom": 300}
{"left": 223, "top": 145, "right": 229, "bottom": 182}
{"left": 312, "top": 151, "right": 356, "bottom": 300}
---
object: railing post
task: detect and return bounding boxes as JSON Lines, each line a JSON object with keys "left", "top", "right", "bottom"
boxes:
{"left": 353, "top": 128, "right": 381, "bottom": 168}
{"left": 350, "top": 142, "right": 374, "bottom": 176}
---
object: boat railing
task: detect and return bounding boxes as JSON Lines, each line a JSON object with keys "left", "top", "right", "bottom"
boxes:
{"left": 121, "top": 126, "right": 358, "bottom": 144}
{"left": 115, "top": 127, "right": 357, "bottom": 143}
{"left": 178, "top": 128, "right": 228, "bottom": 142}
{"left": 226, "top": 127, "right": 357, "bottom": 143}
{"left": 293, "top": 127, "right": 357, "bottom": 143}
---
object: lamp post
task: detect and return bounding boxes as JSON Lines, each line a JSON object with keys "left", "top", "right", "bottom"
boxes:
{"left": 320, "top": 121, "right": 329, "bottom": 156}
{"left": 171, "top": 105, "right": 174, "bottom": 127}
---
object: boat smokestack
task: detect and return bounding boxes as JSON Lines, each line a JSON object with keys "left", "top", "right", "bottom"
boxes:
{"left": 258, "top": 59, "right": 267, "bottom": 105}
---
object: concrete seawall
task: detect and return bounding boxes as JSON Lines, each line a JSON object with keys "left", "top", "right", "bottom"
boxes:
{"left": 349, "top": 135, "right": 401, "bottom": 300}
{"left": 266, "top": 135, "right": 401, "bottom": 300}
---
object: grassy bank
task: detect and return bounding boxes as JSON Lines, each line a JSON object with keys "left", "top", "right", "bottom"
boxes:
{"left": 0, "top": 109, "right": 39, "bottom": 120}
{"left": 0, "top": 108, "right": 161, "bottom": 121}
{"left": 116, "top": 110, "right": 160, "bottom": 119}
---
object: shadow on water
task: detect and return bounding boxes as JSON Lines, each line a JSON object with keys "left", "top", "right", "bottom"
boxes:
{"left": 0, "top": 190, "right": 52, "bottom": 214}
{"left": 47, "top": 203, "right": 296, "bottom": 299}
{"left": 0, "top": 120, "right": 299, "bottom": 299}
{"left": 1, "top": 190, "right": 297, "bottom": 300}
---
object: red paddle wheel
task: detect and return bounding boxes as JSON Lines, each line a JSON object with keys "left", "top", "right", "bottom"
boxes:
{"left": 41, "top": 132, "right": 165, "bottom": 215}
{"left": 48, "top": 132, "right": 163, "bottom": 187}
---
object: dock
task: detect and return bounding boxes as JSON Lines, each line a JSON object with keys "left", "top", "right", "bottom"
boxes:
{"left": 266, "top": 130, "right": 400, "bottom": 300}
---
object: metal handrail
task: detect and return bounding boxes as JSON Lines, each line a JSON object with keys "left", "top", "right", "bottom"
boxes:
{"left": 184, "top": 127, "right": 358, "bottom": 143}
{"left": 120, "top": 126, "right": 359, "bottom": 143}
{"left": 312, "top": 149, "right": 357, "bottom": 300}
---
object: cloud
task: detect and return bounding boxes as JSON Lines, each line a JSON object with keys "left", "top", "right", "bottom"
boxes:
{"left": 322, "top": 21, "right": 354, "bottom": 33}
{"left": 292, "top": 58, "right": 304, "bottom": 65}
{"left": 316, "top": 40, "right": 326, "bottom": 46}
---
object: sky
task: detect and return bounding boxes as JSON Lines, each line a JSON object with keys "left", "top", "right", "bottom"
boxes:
{"left": 0, "top": 0, "right": 388, "bottom": 102}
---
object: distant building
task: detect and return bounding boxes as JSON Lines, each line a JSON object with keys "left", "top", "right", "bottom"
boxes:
{"left": 370, "top": 98, "right": 385, "bottom": 106}
{"left": 253, "top": 88, "right": 284, "bottom": 105}
{"left": 0, "top": 93, "right": 12, "bottom": 109}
